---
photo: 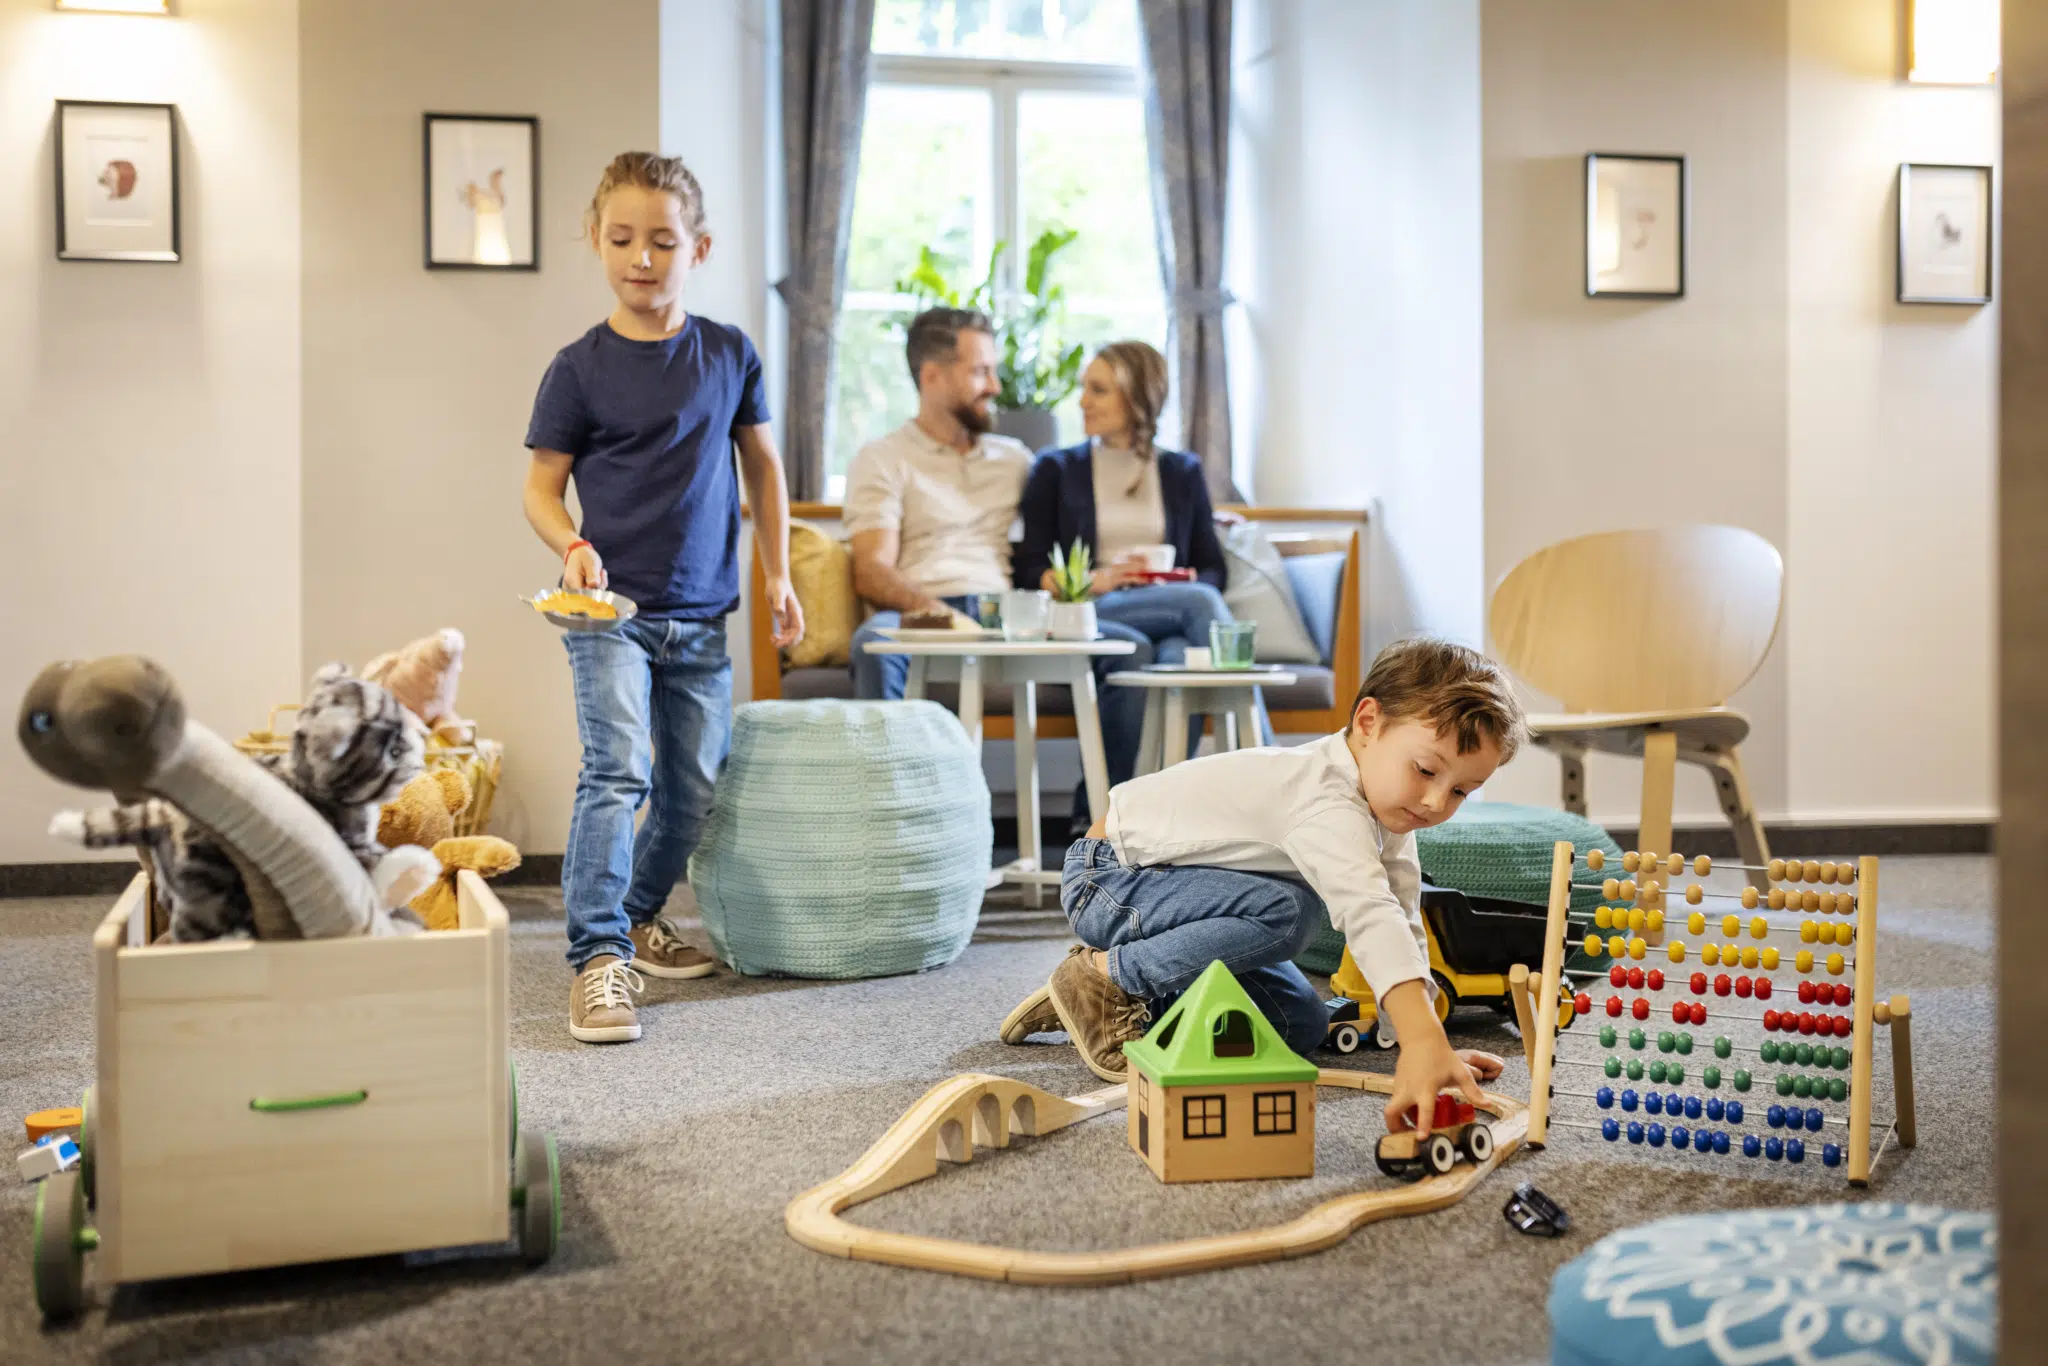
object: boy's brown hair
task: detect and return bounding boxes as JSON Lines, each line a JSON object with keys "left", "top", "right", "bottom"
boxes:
{"left": 586, "top": 152, "right": 708, "bottom": 240}
{"left": 1345, "top": 638, "right": 1526, "bottom": 762}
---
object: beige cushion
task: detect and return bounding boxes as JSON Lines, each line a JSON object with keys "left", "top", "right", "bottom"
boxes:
{"left": 784, "top": 522, "right": 860, "bottom": 669}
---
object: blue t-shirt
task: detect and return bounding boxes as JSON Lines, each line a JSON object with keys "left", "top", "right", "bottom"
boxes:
{"left": 525, "top": 317, "right": 769, "bottom": 620}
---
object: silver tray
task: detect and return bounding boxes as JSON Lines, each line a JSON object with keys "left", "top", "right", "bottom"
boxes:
{"left": 524, "top": 587, "right": 639, "bottom": 633}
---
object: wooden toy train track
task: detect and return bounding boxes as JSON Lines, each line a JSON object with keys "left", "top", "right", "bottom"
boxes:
{"left": 785, "top": 1067, "right": 1525, "bottom": 1286}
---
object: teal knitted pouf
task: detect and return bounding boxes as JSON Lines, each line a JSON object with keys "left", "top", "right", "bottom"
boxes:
{"left": 1548, "top": 1204, "right": 1997, "bottom": 1366}
{"left": 1296, "top": 801, "right": 1624, "bottom": 976}
{"left": 688, "top": 701, "right": 993, "bottom": 978}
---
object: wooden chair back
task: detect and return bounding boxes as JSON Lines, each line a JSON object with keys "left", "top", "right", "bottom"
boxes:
{"left": 1488, "top": 526, "right": 1783, "bottom": 713}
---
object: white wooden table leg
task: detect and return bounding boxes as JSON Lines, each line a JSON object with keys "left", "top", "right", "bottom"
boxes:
{"left": 1070, "top": 660, "right": 1112, "bottom": 826}
{"left": 1134, "top": 689, "right": 1164, "bottom": 778}
{"left": 1236, "top": 693, "right": 1261, "bottom": 752}
{"left": 904, "top": 655, "right": 928, "bottom": 701}
{"left": 1222, "top": 705, "right": 1240, "bottom": 751}
{"left": 1013, "top": 677, "right": 1042, "bottom": 908}
{"left": 1162, "top": 688, "right": 1190, "bottom": 767}
{"left": 958, "top": 654, "right": 984, "bottom": 747}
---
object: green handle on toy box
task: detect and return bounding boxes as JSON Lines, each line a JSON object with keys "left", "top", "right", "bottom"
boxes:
{"left": 249, "top": 1090, "right": 369, "bottom": 1113}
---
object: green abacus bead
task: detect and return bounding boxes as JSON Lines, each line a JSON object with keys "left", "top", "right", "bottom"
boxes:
{"left": 1733, "top": 1069, "right": 1753, "bottom": 1092}
{"left": 1760, "top": 1041, "right": 1779, "bottom": 1063}
{"left": 1703, "top": 1066, "right": 1722, "bottom": 1088}
{"left": 1776, "top": 1074, "right": 1795, "bottom": 1096}
{"left": 1794, "top": 1043, "right": 1815, "bottom": 1066}
{"left": 1658, "top": 1031, "right": 1676, "bottom": 1054}
{"left": 1832, "top": 1047, "right": 1851, "bottom": 1070}
{"left": 1629, "top": 1028, "right": 1647, "bottom": 1051}
{"left": 1667, "top": 1063, "right": 1684, "bottom": 1085}
{"left": 1605, "top": 1057, "right": 1623, "bottom": 1078}
{"left": 1649, "top": 1060, "right": 1669, "bottom": 1083}
{"left": 1627, "top": 1060, "right": 1645, "bottom": 1080}
{"left": 1675, "top": 1032, "right": 1694, "bottom": 1055}
{"left": 1600, "top": 1025, "right": 1618, "bottom": 1048}
{"left": 1829, "top": 1078, "right": 1848, "bottom": 1102}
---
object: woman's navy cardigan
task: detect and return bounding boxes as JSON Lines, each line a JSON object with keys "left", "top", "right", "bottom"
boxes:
{"left": 1013, "top": 441, "right": 1228, "bottom": 592}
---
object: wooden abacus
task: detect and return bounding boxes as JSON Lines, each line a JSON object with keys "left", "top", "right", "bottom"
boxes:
{"left": 1519, "top": 843, "right": 1917, "bottom": 1186}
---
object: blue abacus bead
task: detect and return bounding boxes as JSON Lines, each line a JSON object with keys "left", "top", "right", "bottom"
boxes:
{"left": 1596, "top": 1086, "right": 1615, "bottom": 1109}
{"left": 1645, "top": 1091, "right": 1665, "bottom": 1115}
{"left": 1627, "top": 1122, "right": 1645, "bottom": 1145}
{"left": 1706, "top": 1098, "right": 1726, "bottom": 1121}
{"left": 1742, "top": 1134, "right": 1762, "bottom": 1158}
{"left": 1665, "top": 1092, "right": 1682, "bottom": 1115}
{"left": 1822, "top": 1142, "right": 1842, "bottom": 1167}
{"left": 1647, "top": 1123, "right": 1667, "bottom": 1147}
{"left": 1602, "top": 1118, "right": 1621, "bottom": 1141}
{"left": 1786, "top": 1138, "right": 1806, "bottom": 1164}
{"left": 1684, "top": 1096, "right": 1703, "bottom": 1120}
{"left": 1766, "top": 1104, "right": 1787, "bottom": 1129}
{"left": 1728, "top": 1100, "right": 1746, "bottom": 1124}
{"left": 1620, "top": 1089, "right": 1639, "bottom": 1112}
{"left": 1713, "top": 1130, "right": 1731, "bottom": 1155}
{"left": 1806, "top": 1108, "right": 1825, "bottom": 1132}
{"left": 1765, "top": 1136, "right": 1784, "bottom": 1161}
{"left": 1671, "top": 1125, "right": 1691, "bottom": 1150}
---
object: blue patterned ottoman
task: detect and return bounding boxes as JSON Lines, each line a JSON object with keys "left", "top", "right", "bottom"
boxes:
{"left": 1548, "top": 1203, "right": 1997, "bottom": 1366}
{"left": 688, "top": 700, "right": 993, "bottom": 978}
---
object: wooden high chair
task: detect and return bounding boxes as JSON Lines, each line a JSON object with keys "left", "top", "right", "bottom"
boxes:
{"left": 1489, "top": 526, "right": 1784, "bottom": 889}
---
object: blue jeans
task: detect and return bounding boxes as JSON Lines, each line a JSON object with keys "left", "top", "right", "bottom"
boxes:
{"left": 1060, "top": 837, "right": 1328, "bottom": 1057}
{"left": 850, "top": 594, "right": 980, "bottom": 700}
{"left": 561, "top": 617, "right": 732, "bottom": 972}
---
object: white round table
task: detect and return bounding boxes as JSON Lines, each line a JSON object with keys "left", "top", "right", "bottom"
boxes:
{"left": 862, "top": 636, "right": 1137, "bottom": 905}
{"left": 1106, "top": 668, "right": 1298, "bottom": 776}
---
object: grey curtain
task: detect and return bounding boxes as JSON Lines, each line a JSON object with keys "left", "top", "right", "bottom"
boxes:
{"left": 1137, "top": 0, "right": 1241, "bottom": 502}
{"left": 777, "top": 0, "right": 877, "bottom": 501}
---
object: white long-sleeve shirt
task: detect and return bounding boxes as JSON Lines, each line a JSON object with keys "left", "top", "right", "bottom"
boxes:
{"left": 1104, "top": 731, "right": 1430, "bottom": 1005}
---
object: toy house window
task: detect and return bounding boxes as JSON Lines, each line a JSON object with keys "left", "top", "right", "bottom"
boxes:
{"left": 1138, "top": 1110, "right": 1149, "bottom": 1154}
{"left": 1254, "top": 1091, "right": 1296, "bottom": 1136}
{"left": 1183, "top": 1095, "right": 1225, "bottom": 1139}
{"left": 1212, "top": 1010, "right": 1254, "bottom": 1058}
{"left": 1153, "top": 1013, "right": 1179, "bottom": 1048}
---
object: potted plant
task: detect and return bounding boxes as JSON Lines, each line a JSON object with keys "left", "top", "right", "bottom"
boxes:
{"left": 893, "top": 229, "right": 1086, "bottom": 451}
{"left": 1047, "top": 540, "right": 1097, "bottom": 641}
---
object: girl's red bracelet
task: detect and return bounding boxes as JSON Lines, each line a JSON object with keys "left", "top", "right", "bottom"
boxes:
{"left": 564, "top": 539, "right": 592, "bottom": 562}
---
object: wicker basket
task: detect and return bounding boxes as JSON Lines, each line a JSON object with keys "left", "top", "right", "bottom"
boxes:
{"left": 235, "top": 704, "right": 503, "bottom": 838}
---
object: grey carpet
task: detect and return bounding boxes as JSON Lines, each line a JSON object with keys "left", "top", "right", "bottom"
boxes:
{"left": 1, "top": 857, "right": 1994, "bottom": 1366}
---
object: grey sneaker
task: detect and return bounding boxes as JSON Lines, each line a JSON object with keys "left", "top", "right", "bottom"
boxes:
{"left": 570, "top": 956, "right": 644, "bottom": 1043}
{"left": 1046, "top": 945, "right": 1152, "bottom": 1082}
{"left": 630, "top": 917, "right": 717, "bottom": 980}
{"left": 999, "top": 983, "right": 1063, "bottom": 1044}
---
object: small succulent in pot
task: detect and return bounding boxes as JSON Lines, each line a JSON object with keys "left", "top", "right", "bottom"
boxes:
{"left": 1049, "top": 540, "right": 1094, "bottom": 603}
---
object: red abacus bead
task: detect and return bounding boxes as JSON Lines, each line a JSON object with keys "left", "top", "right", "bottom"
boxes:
{"left": 1734, "top": 976, "right": 1753, "bottom": 998}
{"left": 1575, "top": 992, "right": 1593, "bottom": 1016}
{"left": 1633, "top": 998, "right": 1651, "bottom": 1020}
{"left": 1610, "top": 965, "right": 1628, "bottom": 988}
{"left": 1607, "top": 996, "right": 1624, "bottom": 1017}
{"left": 1627, "top": 967, "right": 1646, "bottom": 990}
{"left": 1798, "top": 981, "right": 1817, "bottom": 1004}
{"left": 1799, "top": 1012, "right": 1818, "bottom": 1035}
{"left": 1688, "top": 1002, "right": 1707, "bottom": 1025}
{"left": 1714, "top": 974, "right": 1732, "bottom": 997}
{"left": 1833, "top": 1014, "right": 1853, "bottom": 1037}
{"left": 1647, "top": 969, "right": 1665, "bottom": 991}
{"left": 1755, "top": 978, "right": 1773, "bottom": 999}
{"left": 1690, "top": 973, "right": 1708, "bottom": 995}
{"left": 1672, "top": 1001, "right": 1689, "bottom": 1023}
{"left": 1763, "top": 1009, "right": 1782, "bottom": 1030}
{"left": 1832, "top": 983, "right": 1852, "bottom": 1007}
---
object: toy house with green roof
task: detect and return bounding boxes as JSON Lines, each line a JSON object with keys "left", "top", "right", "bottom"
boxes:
{"left": 1123, "top": 960, "right": 1322, "bottom": 1183}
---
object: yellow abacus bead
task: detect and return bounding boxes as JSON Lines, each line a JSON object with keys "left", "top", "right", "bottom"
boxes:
{"left": 1623, "top": 852, "right": 1641, "bottom": 873}
{"left": 1586, "top": 848, "right": 1606, "bottom": 871}
{"left": 1741, "top": 886, "right": 1759, "bottom": 910}
{"left": 1803, "top": 860, "right": 1822, "bottom": 883}
{"left": 1620, "top": 880, "right": 1637, "bottom": 901}
{"left": 1646, "top": 909, "right": 1665, "bottom": 934}
{"left": 1609, "top": 935, "right": 1628, "bottom": 958}
{"left": 1666, "top": 854, "right": 1684, "bottom": 876}
{"left": 1694, "top": 854, "right": 1712, "bottom": 877}
{"left": 1629, "top": 938, "right": 1648, "bottom": 960}
{"left": 1595, "top": 906, "right": 1614, "bottom": 930}
{"left": 1838, "top": 893, "right": 1855, "bottom": 915}
{"left": 1750, "top": 916, "right": 1769, "bottom": 939}
{"left": 1768, "top": 889, "right": 1787, "bottom": 911}
{"left": 1826, "top": 952, "right": 1845, "bottom": 976}
{"left": 1584, "top": 933, "right": 1604, "bottom": 956}
{"left": 1628, "top": 908, "right": 1647, "bottom": 933}
{"left": 1820, "top": 861, "right": 1838, "bottom": 884}
{"left": 1795, "top": 949, "right": 1814, "bottom": 974}
{"left": 1840, "top": 923, "right": 1858, "bottom": 946}
{"left": 1802, "top": 890, "right": 1821, "bottom": 913}
{"left": 1688, "top": 911, "right": 1707, "bottom": 936}
{"left": 1603, "top": 878, "right": 1620, "bottom": 900}
{"left": 1841, "top": 863, "right": 1857, "bottom": 884}
{"left": 1769, "top": 858, "right": 1787, "bottom": 880}
{"left": 1761, "top": 946, "right": 1780, "bottom": 970}
{"left": 1722, "top": 914, "right": 1740, "bottom": 937}
{"left": 1686, "top": 884, "right": 1703, "bottom": 905}
{"left": 1668, "top": 941, "right": 1687, "bottom": 962}
{"left": 1739, "top": 946, "right": 1759, "bottom": 969}
{"left": 1639, "top": 851, "right": 1659, "bottom": 871}
{"left": 1702, "top": 943, "right": 1722, "bottom": 966}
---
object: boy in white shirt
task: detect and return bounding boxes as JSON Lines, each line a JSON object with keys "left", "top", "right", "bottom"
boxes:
{"left": 1014, "top": 639, "right": 1525, "bottom": 1137}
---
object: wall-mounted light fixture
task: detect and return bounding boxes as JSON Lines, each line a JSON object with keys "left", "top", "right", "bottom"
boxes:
{"left": 54, "top": 0, "right": 171, "bottom": 13}
{"left": 1908, "top": 0, "right": 2000, "bottom": 84}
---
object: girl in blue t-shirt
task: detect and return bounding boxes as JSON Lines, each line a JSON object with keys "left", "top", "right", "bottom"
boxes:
{"left": 523, "top": 152, "right": 804, "bottom": 1045}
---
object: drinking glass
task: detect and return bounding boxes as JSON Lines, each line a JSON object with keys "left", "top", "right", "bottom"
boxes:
{"left": 1002, "top": 590, "right": 1052, "bottom": 641}
{"left": 1209, "top": 620, "right": 1257, "bottom": 669}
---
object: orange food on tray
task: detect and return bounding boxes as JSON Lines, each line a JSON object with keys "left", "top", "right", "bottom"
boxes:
{"left": 536, "top": 593, "right": 618, "bottom": 620}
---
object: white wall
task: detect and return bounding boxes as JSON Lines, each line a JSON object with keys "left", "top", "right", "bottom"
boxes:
{"left": 0, "top": 0, "right": 301, "bottom": 864}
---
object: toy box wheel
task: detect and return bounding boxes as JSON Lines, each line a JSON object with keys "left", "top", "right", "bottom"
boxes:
{"left": 1424, "top": 1132, "right": 1457, "bottom": 1175}
{"left": 1330, "top": 1024, "right": 1361, "bottom": 1055}
{"left": 32, "top": 1169, "right": 90, "bottom": 1322}
{"left": 79, "top": 1085, "right": 95, "bottom": 1207}
{"left": 1463, "top": 1122, "right": 1495, "bottom": 1164}
{"left": 512, "top": 1129, "right": 560, "bottom": 1267}
{"left": 1431, "top": 971, "right": 1457, "bottom": 1025}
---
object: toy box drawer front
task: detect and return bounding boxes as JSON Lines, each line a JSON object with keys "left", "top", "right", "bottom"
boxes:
{"left": 103, "top": 930, "right": 507, "bottom": 1282}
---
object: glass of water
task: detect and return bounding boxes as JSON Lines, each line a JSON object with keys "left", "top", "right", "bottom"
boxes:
{"left": 1002, "top": 589, "right": 1052, "bottom": 641}
{"left": 1209, "top": 620, "right": 1257, "bottom": 669}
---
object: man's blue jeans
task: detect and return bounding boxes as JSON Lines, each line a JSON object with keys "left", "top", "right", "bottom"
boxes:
{"left": 561, "top": 617, "right": 732, "bottom": 972}
{"left": 850, "top": 594, "right": 983, "bottom": 700}
{"left": 1060, "top": 837, "right": 1328, "bottom": 1057}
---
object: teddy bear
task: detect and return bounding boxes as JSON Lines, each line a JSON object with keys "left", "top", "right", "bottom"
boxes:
{"left": 375, "top": 768, "right": 521, "bottom": 931}
{"left": 364, "top": 628, "right": 473, "bottom": 743}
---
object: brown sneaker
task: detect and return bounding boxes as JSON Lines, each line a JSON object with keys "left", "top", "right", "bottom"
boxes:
{"left": 570, "top": 955, "right": 644, "bottom": 1043}
{"left": 630, "top": 917, "right": 717, "bottom": 980}
{"left": 1046, "top": 945, "right": 1152, "bottom": 1082}
{"left": 999, "top": 983, "right": 1063, "bottom": 1044}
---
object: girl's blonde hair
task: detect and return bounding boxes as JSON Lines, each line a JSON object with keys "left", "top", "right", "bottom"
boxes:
{"left": 585, "top": 152, "right": 708, "bottom": 240}
{"left": 1092, "top": 340, "right": 1170, "bottom": 456}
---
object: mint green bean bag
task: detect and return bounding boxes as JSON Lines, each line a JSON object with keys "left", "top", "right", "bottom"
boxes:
{"left": 689, "top": 701, "right": 992, "bottom": 978}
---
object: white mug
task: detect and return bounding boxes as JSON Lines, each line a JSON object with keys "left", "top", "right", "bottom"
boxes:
{"left": 1127, "top": 544, "right": 1176, "bottom": 573}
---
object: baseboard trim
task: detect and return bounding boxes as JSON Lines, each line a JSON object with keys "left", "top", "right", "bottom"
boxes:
{"left": 0, "top": 862, "right": 143, "bottom": 898}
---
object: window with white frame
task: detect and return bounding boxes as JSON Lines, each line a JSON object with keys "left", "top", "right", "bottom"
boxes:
{"left": 828, "top": 0, "right": 1168, "bottom": 495}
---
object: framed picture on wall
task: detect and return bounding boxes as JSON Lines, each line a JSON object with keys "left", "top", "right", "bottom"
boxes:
{"left": 424, "top": 114, "right": 539, "bottom": 271}
{"left": 56, "top": 101, "right": 179, "bottom": 263}
{"left": 1897, "top": 162, "right": 1992, "bottom": 305}
{"left": 1584, "top": 153, "right": 1686, "bottom": 298}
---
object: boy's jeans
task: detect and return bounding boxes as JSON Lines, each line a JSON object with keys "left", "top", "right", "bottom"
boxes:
{"left": 561, "top": 617, "right": 732, "bottom": 972}
{"left": 1060, "top": 837, "right": 1329, "bottom": 1056}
